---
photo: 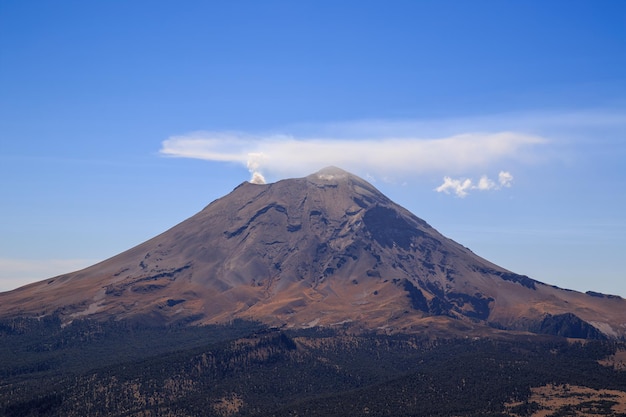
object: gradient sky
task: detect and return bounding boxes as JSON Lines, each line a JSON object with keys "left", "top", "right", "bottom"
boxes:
{"left": 1, "top": 1, "right": 625, "bottom": 295}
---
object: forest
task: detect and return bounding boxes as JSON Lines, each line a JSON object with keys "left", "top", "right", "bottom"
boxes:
{"left": 1, "top": 316, "right": 625, "bottom": 416}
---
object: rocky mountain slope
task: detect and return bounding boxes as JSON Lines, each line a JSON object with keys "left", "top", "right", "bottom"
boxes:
{"left": 1, "top": 167, "right": 624, "bottom": 339}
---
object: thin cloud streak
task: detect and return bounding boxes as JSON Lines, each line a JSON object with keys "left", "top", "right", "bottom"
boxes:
{"left": 285, "top": 109, "right": 626, "bottom": 139}
{"left": 0, "top": 258, "right": 97, "bottom": 292}
{"left": 160, "top": 131, "right": 545, "bottom": 182}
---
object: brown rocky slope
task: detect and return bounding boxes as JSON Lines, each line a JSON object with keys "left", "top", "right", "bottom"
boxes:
{"left": 1, "top": 167, "right": 624, "bottom": 339}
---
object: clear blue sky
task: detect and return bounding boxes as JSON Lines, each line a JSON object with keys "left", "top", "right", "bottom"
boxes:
{"left": 1, "top": 1, "right": 625, "bottom": 295}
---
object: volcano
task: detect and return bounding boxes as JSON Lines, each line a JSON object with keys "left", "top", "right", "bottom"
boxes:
{"left": 1, "top": 166, "right": 624, "bottom": 339}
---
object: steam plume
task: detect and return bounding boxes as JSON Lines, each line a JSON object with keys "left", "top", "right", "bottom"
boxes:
{"left": 246, "top": 152, "right": 267, "bottom": 184}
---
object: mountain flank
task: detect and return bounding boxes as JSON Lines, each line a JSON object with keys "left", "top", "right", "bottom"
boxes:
{"left": 1, "top": 166, "right": 624, "bottom": 339}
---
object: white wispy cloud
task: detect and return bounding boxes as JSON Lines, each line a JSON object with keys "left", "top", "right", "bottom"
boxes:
{"left": 435, "top": 171, "right": 514, "bottom": 197}
{"left": 284, "top": 109, "right": 626, "bottom": 141}
{"left": 160, "top": 131, "right": 545, "bottom": 184}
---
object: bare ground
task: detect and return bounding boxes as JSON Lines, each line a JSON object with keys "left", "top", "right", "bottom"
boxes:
{"left": 506, "top": 384, "right": 626, "bottom": 417}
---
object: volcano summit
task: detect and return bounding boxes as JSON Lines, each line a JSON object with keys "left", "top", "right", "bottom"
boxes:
{"left": 1, "top": 167, "right": 624, "bottom": 339}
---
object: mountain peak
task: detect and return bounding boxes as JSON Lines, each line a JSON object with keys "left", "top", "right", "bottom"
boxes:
{"left": 310, "top": 166, "right": 351, "bottom": 179}
{"left": 304, "top": 166, "right": 380, "bottom": 197}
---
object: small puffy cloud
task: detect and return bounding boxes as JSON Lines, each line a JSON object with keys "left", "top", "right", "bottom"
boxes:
{"left": 435, "top": 177, "right": 473, "bottom": 198}
{"left": 160, "top": 131, "right": 544, "bottom": 183}
{"left": 476, "top": 175, "right": 495, "bottom": 191}
{"left": 435, "top": 171, "right": 514, "bottom": 197}
{"left": 499, "top": 171, "right": 513, "bottom": 187}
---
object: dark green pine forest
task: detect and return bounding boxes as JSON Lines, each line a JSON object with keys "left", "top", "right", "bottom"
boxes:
{"left": 1, "top": 316, "right": 626, "bottom": 416}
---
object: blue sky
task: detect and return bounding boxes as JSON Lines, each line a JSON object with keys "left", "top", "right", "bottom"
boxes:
{"left": 1, "top": 1, "right": 625, "bottom": 295}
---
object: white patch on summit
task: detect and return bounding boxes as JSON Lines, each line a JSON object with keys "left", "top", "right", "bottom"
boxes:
{"left": 316, "top": 166, "right": 348, "bottom": 181}
{"left": 318, "top": 174, "right": 339, "bottom": 180}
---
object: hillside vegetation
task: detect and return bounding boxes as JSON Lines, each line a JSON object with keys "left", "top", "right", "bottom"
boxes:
{"left": 2, "top": 317, "right": 626, "bottom": 416}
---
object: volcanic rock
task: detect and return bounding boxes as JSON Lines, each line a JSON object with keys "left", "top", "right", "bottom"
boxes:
{"left": 1, "top": 167, "right": 624, "bottom": 339}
